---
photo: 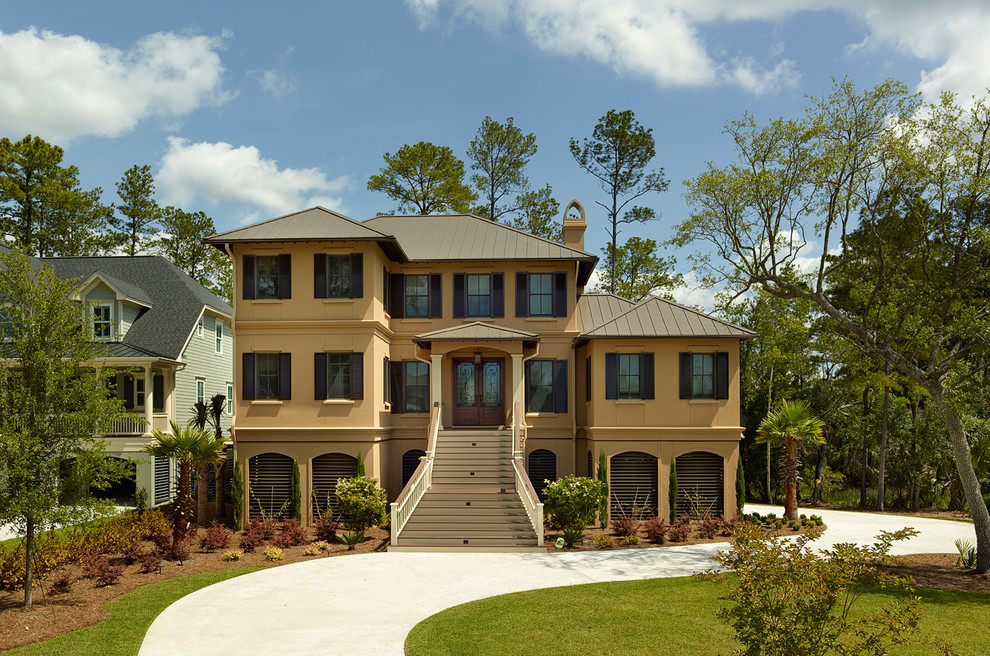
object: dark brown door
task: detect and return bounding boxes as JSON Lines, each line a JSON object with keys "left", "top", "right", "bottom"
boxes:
{"left": 453, "top": 358, "right": 504, "bottom": 425}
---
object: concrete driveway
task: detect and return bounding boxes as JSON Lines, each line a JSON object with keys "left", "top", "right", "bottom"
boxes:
{"left": 138, "top": 505, "right": 976, "bottom": 656}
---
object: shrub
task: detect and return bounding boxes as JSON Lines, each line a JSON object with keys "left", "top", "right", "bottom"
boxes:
{"left": 240, "top": 518, "right": 267, "bottom": 552}
{"left": 139, "top": 551, "right": 161, "bottom": 574}
{"left": 337, "top": 531, "right": 363, "bottom": 550}
{"left": 336, "top": 476, "right": 388, "bottom": 535}
{"left": 278, "top": 518, "right": 308, "bottom": 547}
{"left": 49, "top": 569, "right": 72, "bottom": 594}
{"left": 82, "top": 551, "right": 123, "bottom": 586}
{"left": 697, "top": 512, "right": 720, "bottom": 539}
{"left": 623, "top": 534, "right": 639, "bottom": 546}
{"left": 561, "top": 526, "right": 585, "bottom": 547}
{"left": 543, "top": 476, "right": 606, "bottom": 530}
{"left": 789, "top": 520, "right": 801, "bottom": 531}
{"left": 231, "top": 463, "right": 244, "bottom": 530}
{"left": 199, "top": 520, "right": 233, "bottom": 551}
{"left": 668, "top": 522, "right": 691, "bottom": 543}
{"left": 312, "top": 540, "right": 331, "bottom": 551}
{"left": 594, "top": 534, "right": 615, "bottom": 549}
{"left": 610, "top": 514, "right": 639, "bottom": 537}
{"left": 290, "top": 461, "right": 302, "bottom": 522}
{"left": 718, "top": 515, "right": 737, "bottom": 536}
{"left": 313, "top": 515, "right": 339, "bottom": 542}
{"left": 643, "top": 517, "right": 668, "bottom": 544}
{"left": 304, "top": 544, "right": 322, "bottom": 556}
{"left": 139, "top": 509, "right": 172, "bottom": 544}
{"left": 261, "top": 518, "right": 279, "bottom": 540}
{"left": 701, "top": 525, "right": 928, "bottom": 656}
{"left": 222, "top": 550, "right": 243, "bottom": 562}
{"left": 263, "top": 547, "right": 284, "bottom": 562}
{"left": 955, "top": 539, "right": 977, "bottom": 569}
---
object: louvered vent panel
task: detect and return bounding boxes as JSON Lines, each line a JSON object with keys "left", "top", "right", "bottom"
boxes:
{"left": 223, "top": 446, "right": 233, "bottom": 495}
{"left": 311, "top": 453, "right": 357, "bottom": 520}
{"left": 610, "top": 452, "right": 658, "bottom": 519}
{"left": 248, "top": 453, "right": 294, "bottom": 520}
{"left": 675, "top": 451, "right": 724, "bottom": 516}
{"left": 402, "top": 449, "right": 426, "bottom": 488}
{"left": 527, "top": 449, "right": 557, "bottom": 502}
{"left": 587, "top": 450, "right": 592, "bottom": 478}
{"left": 154, "top": 455, "right": 170, "bottom": 505}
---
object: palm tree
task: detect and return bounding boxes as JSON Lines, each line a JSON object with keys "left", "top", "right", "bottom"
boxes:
{"left": 143, "top": 422, "right": 215, "bottom": 559}
{"left": 756, "top": 399, "right": 825, "bottom": 521}
{"left": 191, "top": 433, "right": 226, "bottom": 525}
{"left": 206, "top": 393, "right": 228, "bottom": 518}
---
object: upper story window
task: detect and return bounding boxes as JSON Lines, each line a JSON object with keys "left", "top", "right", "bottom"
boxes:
{"left": 314, "top": 253, "right": 363, "bottom": 299}
{"left": 605, "top": 353, "right": 655, "bottom": 400}
{"left": 226, "top": 383, "right": 233, "bottom": 414}
{"left": 198, "top": 316, "right": 205, "bottom": 338}
{"left": 453, "top": 273, "right": 504, "bottom": 318}
{"left": 215, "top": 321, "right": 223, "bottom": 354}
{"left": 525, "top": 360, "right": 567, "bottom": 413}
{"left": 515, "top": 272, "right": 566, "bottom": 318}
{"left": 92, "top": 303, "right": 112, "bottom": 340}
{"left": 388, "top": 273, "right": 441, "bottom": 319}
{"left": 197, "top": 379, "right": 206, "bottom": 405}
{"left": 243, "top": 254, "right": 291, "bottom": 300}
{"left": 388, "top": 360, "right": 430, "bottom": 414}
{"left": 405, "top": 275, "right": 430, "bottom": 317}
{"left": 314, "top": 352, "right": 363, "bottom": 400}
{"left": 679, "top": 352, "right": 729, "bottom": 400}
{"left": 242, "top": 352, "right": 291, "bottom": 401}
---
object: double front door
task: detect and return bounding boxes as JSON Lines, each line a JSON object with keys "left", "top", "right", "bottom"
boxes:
{"left": 453, "top": 357, "right": 504, "bottom": 425}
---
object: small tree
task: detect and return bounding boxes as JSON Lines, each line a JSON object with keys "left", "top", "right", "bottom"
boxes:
{"left": 205, "top": 393, "right": 227, "bottom": 518}
{"left": 596, "top": 450, "right": 609, "bottom": 527}
{"left": 702, "top": 525, "right": 935, "bottom": 656}
{"left": 757, "top": 399, "right": 824, "bottom": 521}
{"left": 543, "top": 476, "right": 606, "bottom": 542}
{"left": 336, "top": 476, "right": 386, "bottom": 537}
{"left": 290, "top": 461, "right": 302, "bottom": 522}
{"left": 736, "top": 453, "right": 746, "bottom": 516}
{"left": 0, "top": 249, "right": 128, "bottom": 606}
{"left": 231, "top": 462, "right": 244, "bottom": 530}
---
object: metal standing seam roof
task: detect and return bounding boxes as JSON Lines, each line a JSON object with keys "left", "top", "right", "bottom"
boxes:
{"left": 575, "top": 293, "right": 637, "bottom": 333}
{"left": 412, "top": 321, "right": 541, "bottom": 348}
{"left": 204, "top": 207, "right": 407, "bottom": 261}
{"left": 578, "top": 296, "right": 758, "bottom": 341}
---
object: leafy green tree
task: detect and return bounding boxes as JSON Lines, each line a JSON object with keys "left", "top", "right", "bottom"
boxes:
{"left": 570, "top": 110, "right": 668, "bottom": 293}
{"left": 0, "top": 135, "right": 112, "bottom": 256}
{"left": 336, "top": 475, "right": 387, "bottom": 536}
{"left": 506, "top": 185, "right": 561, "bottom": 242}
{"left": 677, "top": 79, "right": 990, "bottom": 571}
{"left": 151, "top": 206, "right": 231, "bottom": 302}
{"left": 0, "top": 249, "right": 127, "bottom": 606}
{"left": 467, "top": 116, "right": 538, "bottom": 222}
{"left": 368, "top": 141, "right": 476, "bottom": 215}
{"left": 111, "top": 164, "right": 160, "bottom": 256}
{"left": 592, "top": 236, "right": 681, "bottom": 300}
{"left": 757, "top": 399, "right": 825, "bottom": 521}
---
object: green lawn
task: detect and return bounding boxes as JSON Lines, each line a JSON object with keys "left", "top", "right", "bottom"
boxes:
{"left": 405, "top": 576, "right": 990, "bottom": 656}
{"left": 6, "top": 567, "right": 261, "bottom": 656}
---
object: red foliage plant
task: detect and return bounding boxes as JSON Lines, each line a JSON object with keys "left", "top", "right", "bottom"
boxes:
{"left": 643, "top": 516, "right": 668, "bottom": 544}
{"left": 199, "top": 520, "right": 232, "bottom": 551}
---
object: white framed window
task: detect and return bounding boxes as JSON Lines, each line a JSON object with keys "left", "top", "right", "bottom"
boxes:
{"left": 92, "top": 303, "right": 112, "bottom": 340}
{"left": 226, "top": 383, "right": 234, "bottom": 414}
{"left": 196, "top": 379, "right": 205, "bottom": 405}
{"left": 215, "top": 321, "right": 223, "bottom": 354}
{"left": 135, "top": 378, "right": 146, "bottom": 408}
{"left": 197, "top": 316, "right": 205, "bottom": 338}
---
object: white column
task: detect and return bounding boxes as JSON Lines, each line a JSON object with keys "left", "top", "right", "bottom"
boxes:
{"left": 430, "top": 354, "right": 443, "bottom": 426}
{"left": 511, "top": 353, "right": 524, "bottom": 421}
{"left": 143, "top": 365, "right": 153, "bottom": 436}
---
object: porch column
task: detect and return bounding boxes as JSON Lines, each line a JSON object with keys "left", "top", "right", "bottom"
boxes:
{"left": 143, "top": 365, "right": 153, "bottom": 436}
{"left": 430, "top": 354, "right": 443, "bottom": 426}
{"left": 511, "top": 353, "right": 524, "bottom": 422}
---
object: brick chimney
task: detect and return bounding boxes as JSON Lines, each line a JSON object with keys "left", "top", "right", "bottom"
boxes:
{"left": 562, "top": 199, "right": 587, "bottom": 252}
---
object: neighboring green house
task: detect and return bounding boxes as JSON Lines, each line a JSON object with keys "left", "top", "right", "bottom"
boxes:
{"left": 8, "top": 249, "right": 234, "bottom": 506}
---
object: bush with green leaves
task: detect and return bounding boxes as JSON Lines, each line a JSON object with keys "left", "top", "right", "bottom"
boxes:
{"left": 543, "top": 475, "right": 606, "bottom": 531}
{"left": 336, "top": 476, "right": 387, "bottom": 535}
{"left": 702, "top": 524, "right": 939, "bottom": 656}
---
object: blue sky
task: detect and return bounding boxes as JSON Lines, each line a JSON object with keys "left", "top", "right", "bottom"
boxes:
{"left": 2, "top": 1, "right": 987, "bottom": 306}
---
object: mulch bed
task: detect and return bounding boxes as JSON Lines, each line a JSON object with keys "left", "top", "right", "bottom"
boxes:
{"left": 544, "top": 522, "right": 823, "bottom": 552}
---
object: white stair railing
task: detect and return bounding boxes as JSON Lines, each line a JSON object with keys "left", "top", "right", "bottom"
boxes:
{"left": 390, "top": 401, "right": 440, "bottom": 546}
{"left": 511, "top": 401, "right": 544, "bottom": 546}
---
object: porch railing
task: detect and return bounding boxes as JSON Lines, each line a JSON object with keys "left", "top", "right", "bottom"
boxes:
{"left": 390, "top": 401, "right": 440, "bottom": 546}
{"left": 511, "top": 401, "right": 543, "bottom": 545}
{"left": 106, "top": 413, "right": 148, "bottom": 436}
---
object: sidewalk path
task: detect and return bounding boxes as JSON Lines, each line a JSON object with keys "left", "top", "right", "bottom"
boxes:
{"left": 138, "top": 505, "right": 976, "bottom": 656}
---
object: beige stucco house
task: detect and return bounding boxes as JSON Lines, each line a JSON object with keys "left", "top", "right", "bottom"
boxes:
{"left": 206, "top": 202, "right": 754, "bottom": 549}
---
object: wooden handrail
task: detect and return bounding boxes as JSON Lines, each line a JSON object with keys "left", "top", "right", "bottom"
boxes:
{"left": 391, "top": 401, "right": 440, "bottom": 545}
{"left": 393, "top": 459, "right": 427, "bottom": 507}
{"left": 426, "top": 401, "right": 440, "bottom": 453}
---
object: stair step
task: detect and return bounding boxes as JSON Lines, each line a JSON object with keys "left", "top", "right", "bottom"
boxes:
{"left": 403, "top": 519, "right": 534, "bottom": 531}
{"left": 393, "top": 536, "right": 538, "bottom": 547}
{"left": 399, "top": 529, "right": 537, "bottom": 540}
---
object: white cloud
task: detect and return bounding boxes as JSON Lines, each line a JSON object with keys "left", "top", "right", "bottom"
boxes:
{"left": 669, "top": 271, "right": 719, "bottom": 312}
{"left": 405, "top": 0, "right": 990, "bottom": 98}
{"left": 0, "top": 28, "right": 232, "bottom": 142}
{"left": 157, "top": 137, "right": 350, "bottom": 220}
{"left": 257, "top": 70, "right": 296, "bottom": 97}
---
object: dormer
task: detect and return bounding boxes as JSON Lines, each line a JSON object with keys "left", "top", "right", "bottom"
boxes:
{"left": 75, "top": 271, "right": 153, "bottom": 342}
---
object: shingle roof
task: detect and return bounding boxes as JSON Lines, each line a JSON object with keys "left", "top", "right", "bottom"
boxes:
{"left": 578, "top": 296, "right": 757, "bottom": 341}
{"left": 40, "top": 256, "right": 232, "bottom": 361}
{"left": 82, "top": 271, "right": 154, "bottom": 307}
{"left": 205, "top": 207, "right": 407, "bottom": 261}
{"left": 413, "top": 321, "right": 540, "bottom": 348}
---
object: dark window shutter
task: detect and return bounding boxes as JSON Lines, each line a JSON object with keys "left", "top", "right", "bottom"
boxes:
{"left": 605, "top": 353, "right": 618, "bottom": 400}
{"left": 279, "top": 353, "right": 291, "bottom": 400}
{"left": 314, "top": 254, "right": 326, "bottom": 299}
{"left": 679, "top": 353, "right": 692, "bottom": 399}
{"left": 278, "top": 254, "right": 291, "bottom": 299}
{"left": 314, "top": 353, "right": 327, "bottom": 400}
{"left": 429, "top": 273, "right": 442, "bottom": 318}
{"left": 389, "top": 273, "right": 404, "bottom": 318}
{"left": 453, "top": 273, "right": 465, "bottom": 318}
{"left": 350, "top": 253, "right": 363, "bottom": 298}
{"left": 642, "top": 353, "right": 655, "bottom": 400}
{"left": 492, "top": 273, "right": 504, "bottom": 317}
{"left": 383, "top": 357, "right": 389, "bottom": 405}
{"left": 553, "top": 271, "right": 567, "bottom": 317}
{"left": 243, "top": 255, "right": 255, "bottom": 300}
{"left": 153, "top": 374, "right": 164, "bottom": 411}
{"left": 554, "top": 360, "right": 568, "bottom": 413}
{"left": 350, "top": 352, "right": 364, "bottom": 400}
{"left": 123, "top": 375, "right": 134, "bottom": 410}
{"left": 524, "top": 361, "right": 532, "bottom": 410}
{"left": 716, "top": 352, "right": 729, "bottom": 400}
{"left": 515, "top": 272, "right": 528, "bottom": 317}
{"left": 382, "top": 268, "right": 390, "bottom": 314}
{"left": 585, "top": 357, "right": 591, "bottom": 402}
{"left": 242, "top": 353, "right": 256, "bottom": 400}
{"left": 389, "top": 361, "right": 404, "bottom": 413}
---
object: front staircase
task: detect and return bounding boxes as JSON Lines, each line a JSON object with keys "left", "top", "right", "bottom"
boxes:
{"left": 390, "top": 404, "right": 545, "bottom": 552}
